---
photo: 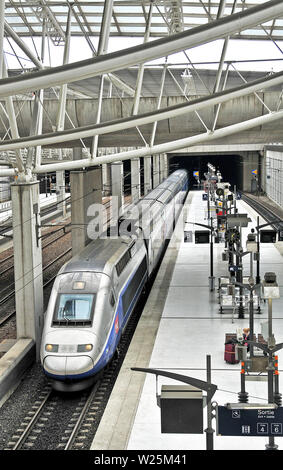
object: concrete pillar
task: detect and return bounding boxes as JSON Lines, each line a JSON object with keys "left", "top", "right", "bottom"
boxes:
{"left": 131, "top": 157, "right": 140, "bottom": 204}
{"left": 159, "top": 153, "right": 168, "bottom": 182}
{"left": 261, "top": 150, "right": 267, "bottom": 195}
{"left": 163, "top": 154, "right": 169, "bottom": 180}
{"left": 153, "top": 155, "right": 160, "bottom": 188}
{"left": 159, "top": 154, "right": 164, "bottom": 183}
{"left": 111, "top": 161, "right": 124, "bottom": 223}
{"left": 11, "top": 180, "right": 43, "bottom": 360}
{"left": 144, "top": 156, "right": 152, "bottom": 195}
{"left": 70, "top": 167, "right": 102, "bottom": 256}
{"left": 56, "top": 169, "right": 66, "bottom": 217}
{"left": 102, "top": 163, "right": 111, "bottom": 196}
{"left": 242, "top": 151, "right": 259, "bottom": 192}
{"left": 73, "top": 147, "right": 83, "bottom": 160}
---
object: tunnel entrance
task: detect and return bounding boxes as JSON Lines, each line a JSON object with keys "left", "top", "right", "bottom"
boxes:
{"left": 169, "top": 154, "right": 242, "bottom": 190}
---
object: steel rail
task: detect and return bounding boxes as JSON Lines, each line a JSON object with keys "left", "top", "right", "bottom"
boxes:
{"left": 0, "top": 224, "right": 70, "bottom": 276}
{"left": 11, "top": 386, "right": 53, "bottom": 450}
{"left": 0, "top": 247, "right": 71, "bottom": 327}
{"left": 64, "top": 381, "right": 101, "bottom": 450}
{"left": 0, "top": 247, "right": 71, "bottom": 318}
{"left": 241, "top": 193, "right": 283, "bottom": 234}
{"left": 0, "top": 0, "right": 282, "bottom": 98}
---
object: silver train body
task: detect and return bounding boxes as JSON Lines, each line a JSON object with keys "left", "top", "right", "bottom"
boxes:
{"left": 40, "top": 170, "right": 188, "bottom": 391}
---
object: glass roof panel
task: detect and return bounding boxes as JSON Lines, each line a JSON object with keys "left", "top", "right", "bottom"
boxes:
{"left": 3, "top": 0, "right": 283, "bottom": 41}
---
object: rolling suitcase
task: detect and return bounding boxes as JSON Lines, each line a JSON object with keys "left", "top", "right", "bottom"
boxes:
{"left": 224, "top": 342, "right": 239, "bottom": 364}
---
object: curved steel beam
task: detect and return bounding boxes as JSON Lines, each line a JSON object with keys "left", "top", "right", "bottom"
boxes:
{"left": 0, "top": 0, "right": 282, "bottom": 98}
{"left": 34, "top": 108, "right": 283, "bottom": 173}
{"left": 1, "top": 70, "right": 283, "bottom": 152}
{"left": 1, "top": 109, "right": 283, "bottom": 177}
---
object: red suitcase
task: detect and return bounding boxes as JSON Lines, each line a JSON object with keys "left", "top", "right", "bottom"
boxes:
{"left": 224, "top": 342, "right": 239, "bottom": 364}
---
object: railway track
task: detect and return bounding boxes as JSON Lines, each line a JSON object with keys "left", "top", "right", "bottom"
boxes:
{"left": 0, "top": 224, "right": 70, "bottom": 277}
{"left": 1, "top": 296, "right": 141, "bottom": 450}
{"left": 3, "top": 378, "right": 106, "bottom": 450}
{"left": 241, "top": 193, "right": 283, "bottom": 239}
{"left": 0, "top": 247, "right": 72, "bottom": 328}
{"left": 0, "top": 197, "right": 71, "bottom": 242}
{"left": 0, "top": 223, "right": 70, "bottom": 269}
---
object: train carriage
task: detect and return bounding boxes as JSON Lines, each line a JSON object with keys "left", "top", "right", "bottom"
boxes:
{"left": 40, "top": 170, "right": 188, "bottom": 391}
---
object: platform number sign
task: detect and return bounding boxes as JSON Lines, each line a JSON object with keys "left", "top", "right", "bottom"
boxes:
{"left": 257, "top": 423, "right": 268, "bottom": 435}
{"left": 217, "top": 406, "right": 283, "bottom": 437}
{"left": 271, "top": 423, "right": 282, "bottom": 435}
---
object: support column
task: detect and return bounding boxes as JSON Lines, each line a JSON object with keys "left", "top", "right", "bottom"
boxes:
{"left": 242, "top": 151, "right": 259, "bottom": 192}
{"left": 159, "top": 154, "right": 168, "bottom": 182}
{"left": 144, "top": 156, "right": 152, "bottom": 195}
{"left": 111, "top": 161, "right": 124, "bottom": 224}
{"left": 159, "top": 155, "right": 164, "bottom": 183}
{"left": 56, "top": 169, "right": 66, "bottom": 217}
{"left": 73, "top": 147, "right": 83, "bottom": 161}
{"left": 11, "top": 181, "right": 43, "bottom": 360}
{"left": 102, "top": 163, "right": 111, "bottom": 196}
{"left": 153, "top": 155, "right": 160, "bottom": 188}
{"left": 70, "top": 167, "right": 102, "bottom": 256}
{"left": 131, "top": 157, "right": 140, "bottom": 204}
{"left": 163, "top": 154, "right": 169, "bottom": 179}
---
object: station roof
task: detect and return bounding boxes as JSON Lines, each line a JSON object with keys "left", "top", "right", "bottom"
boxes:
{"left": 4, "top": 0, "right": 283, "bottom": 43}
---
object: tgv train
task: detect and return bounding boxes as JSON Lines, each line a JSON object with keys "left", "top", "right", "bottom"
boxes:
{"left": 40, "top": 170, "right": 188, "bottom": 391}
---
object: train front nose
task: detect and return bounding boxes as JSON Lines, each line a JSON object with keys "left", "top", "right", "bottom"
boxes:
{"left": 43, "top": 355, "right": 94, "bottom": 377}
{"left": 41, "top": 330, "right": 99, "bottom": 379}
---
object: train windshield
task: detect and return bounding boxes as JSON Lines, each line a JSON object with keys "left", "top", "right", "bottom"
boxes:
{"left": 53, "top": 294, "right": 95, "bottom": 325}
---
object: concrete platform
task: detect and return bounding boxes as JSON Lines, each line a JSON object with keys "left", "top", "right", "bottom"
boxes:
{"left": 0, "top": 339, "right": 35, "bottom": 407}
{"left": 91, "top": 191, "right": 283, "bottom": 451}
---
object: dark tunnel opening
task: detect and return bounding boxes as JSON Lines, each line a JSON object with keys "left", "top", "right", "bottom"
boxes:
{"left": 168, "top": 154, "right": 243, "bottom": 190}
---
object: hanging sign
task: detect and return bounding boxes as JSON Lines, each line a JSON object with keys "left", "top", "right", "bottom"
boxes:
{"left": 217, "top": 405, "right": 283, "bottom": 437}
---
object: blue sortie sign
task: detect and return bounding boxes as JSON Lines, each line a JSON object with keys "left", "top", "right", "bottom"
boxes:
{"left": 217, "top": 406, "right": 283, "bottom": 437}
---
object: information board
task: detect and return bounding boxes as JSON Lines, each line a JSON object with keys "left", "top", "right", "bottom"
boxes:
{"left": 217, "top": 406, "right": 283, "bottom": 437}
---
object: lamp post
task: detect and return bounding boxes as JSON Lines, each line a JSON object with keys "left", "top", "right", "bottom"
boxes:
{"left": 261, "top": 272, "right": 281, "bottom": 450}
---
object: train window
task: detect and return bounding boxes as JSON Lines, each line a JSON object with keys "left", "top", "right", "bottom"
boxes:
{"left": 115, "top": 250, "right": 131, "bottom": 276}
{"left": 53, "top": 294, "right": 95, "bottom": 325}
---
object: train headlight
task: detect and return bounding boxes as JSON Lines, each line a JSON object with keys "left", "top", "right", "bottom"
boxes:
{"left": 73, "top": 281, "right": 85, "bottom": 290}
{"left": 77, "top": 344, "right": 93, "bottom": 352}
{"left": 45, "top": 344, "right": 59, "bottom": 352}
